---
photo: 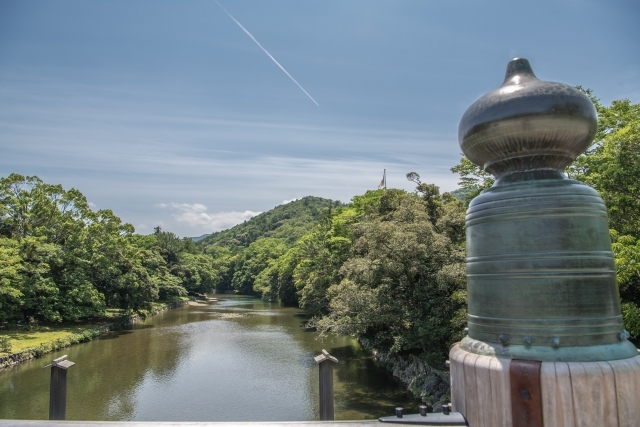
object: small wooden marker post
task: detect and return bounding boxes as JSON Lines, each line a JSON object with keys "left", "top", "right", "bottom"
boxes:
{"left": 43, "top": 355, "right": 75, "bottom": 420}
{"left": 314, "top": 349, "right": 338, "bottom": 421}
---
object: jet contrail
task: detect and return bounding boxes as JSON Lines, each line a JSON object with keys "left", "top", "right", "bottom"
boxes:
{"left": 214, "top": 0, "right": 319, "bottom": 106}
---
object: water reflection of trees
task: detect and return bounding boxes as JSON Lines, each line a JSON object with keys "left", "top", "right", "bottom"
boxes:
{"left": 0, "top": 309, "right": 191, "bottom": 421}
{"left": 296, "top": 339, "right": 419, "bottom": 420}
{"left": 330, "top": 344, "right": 418, "bottom": 420}
{"left": 70, "top": 324, "right": 187, "bottom": 420}
{"left": 1, "top": 301, "right": 418, "bottom": 421}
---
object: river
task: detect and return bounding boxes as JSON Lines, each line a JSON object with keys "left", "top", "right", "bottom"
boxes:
{"left": 0, "top": 296, "right": 419, "bottom": 421}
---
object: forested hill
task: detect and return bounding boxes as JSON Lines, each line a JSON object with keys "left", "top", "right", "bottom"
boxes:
{"left": 197, "top": 196, "right": 342, "bottom": 251}
{"left": 1, "top": 91, "right": 636, "bottom": 393}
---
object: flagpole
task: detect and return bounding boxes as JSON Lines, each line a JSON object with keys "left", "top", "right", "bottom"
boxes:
{"left": 384, "top": 169, "right": 386, "bottom": 189}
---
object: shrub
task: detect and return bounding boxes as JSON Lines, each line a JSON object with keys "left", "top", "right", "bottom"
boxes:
{"left": 0, "top": 336, "right": 12, "bottom": 353}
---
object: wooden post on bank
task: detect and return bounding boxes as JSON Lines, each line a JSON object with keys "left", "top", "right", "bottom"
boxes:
{"left": 314, "top": 349, "right": 338, "bottom": 421}
{"left": 43, "top": 355, "right": 75, "bottom": 420}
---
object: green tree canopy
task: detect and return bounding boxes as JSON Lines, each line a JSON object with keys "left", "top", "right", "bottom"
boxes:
{"left": 310, "top": 188, "right": 466, "bottom": 367}
{"left": 0, "top": 174, "right": 220, "bottom": 323}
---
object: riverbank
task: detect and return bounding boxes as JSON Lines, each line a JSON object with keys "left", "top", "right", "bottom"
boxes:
{"left": 1, "top": 295, "right": 419, "bottom": 421}
{"left": 364, "top": 343, "right": 451, "bottom": 410}
{"left": 0, "top": 299, "right": 189, "bottom": 370}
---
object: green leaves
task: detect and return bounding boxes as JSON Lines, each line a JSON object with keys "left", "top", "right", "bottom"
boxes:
{"left": 293, "top": 194, "right": 373, "bottom": 316}
{"left": 570, "top": 94, "right": 640, "bottom": 338}
{"left": 612, "top": 234, "right": 640, "bottom": 338}
{"left": 621, "top": 303, "right": 640, "bottom": 341}
{"left": 197, "top": 196, "right": 342, "bottom": 251}
{"left": 0, "top": 238, "right": 24, "bottom": 322}
{"left": 231, "top": 237, "right": 287, "bottom": 294}
{"left": 245, "top": 186, "right": 467, "bottom": 366}
{"left": 576, "top": 121, "right": 640, "bottom": 238}
{"left": 311, "top": 191, "right": 466, "bottom": 367}
{"left": 0, "top": 174, "right": 164, "bottom": 321}
{"left": 449, "top": 158, "right": 494, "bottom": 204}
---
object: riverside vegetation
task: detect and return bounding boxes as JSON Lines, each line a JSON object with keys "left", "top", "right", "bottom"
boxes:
{"left": 1, "top": 91, "right": 638, "bottom": 403}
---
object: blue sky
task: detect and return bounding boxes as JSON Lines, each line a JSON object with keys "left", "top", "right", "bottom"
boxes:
{"left": 1, "top": 0, "right": 639, "bottom": 237}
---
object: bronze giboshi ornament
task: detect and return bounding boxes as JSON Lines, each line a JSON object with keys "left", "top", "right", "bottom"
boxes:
{"left": 458, "top": 58, "right": 637, "bottom": 362}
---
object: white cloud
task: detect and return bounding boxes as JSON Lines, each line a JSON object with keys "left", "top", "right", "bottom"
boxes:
{"left": 0, "top": 74, "right": 461, "bottom": 237}
{"left": 281, "top": 198, "right": 300, "bottom": 205}
{"left": 158, "top": 203, "right": 261, "bottom": 232}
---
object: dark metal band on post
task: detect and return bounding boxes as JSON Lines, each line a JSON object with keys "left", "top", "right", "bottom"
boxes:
{"left": 510, "top": 360, "right": 543, "bottom": 427}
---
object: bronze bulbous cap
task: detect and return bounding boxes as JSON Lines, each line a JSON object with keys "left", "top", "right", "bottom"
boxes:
{"left": 458, "top": 58, "right": 598, "bottom": 178}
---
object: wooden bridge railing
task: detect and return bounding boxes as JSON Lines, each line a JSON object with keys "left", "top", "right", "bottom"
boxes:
{"left": 27, "top": 352, "right": 466, "bottom": 427}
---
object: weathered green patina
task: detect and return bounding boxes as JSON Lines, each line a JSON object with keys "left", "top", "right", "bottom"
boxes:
{"left": 458, "top": 58, "right": 638, "bottom": 362}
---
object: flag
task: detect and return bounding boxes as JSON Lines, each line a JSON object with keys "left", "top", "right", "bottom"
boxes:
{"left": 378, "top": 169, "right": 386, "bottom": 189}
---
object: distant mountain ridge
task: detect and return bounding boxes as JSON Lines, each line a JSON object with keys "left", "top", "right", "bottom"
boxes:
{"left": 190, "top": 234, "right": 211, "bottom": 242}
{"left": 196, "top": 196, "right": 342, "bottom": 252}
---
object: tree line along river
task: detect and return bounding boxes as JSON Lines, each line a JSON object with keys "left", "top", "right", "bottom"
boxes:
{"left": 0, "top": 296, "right": 419, "bottom": 421}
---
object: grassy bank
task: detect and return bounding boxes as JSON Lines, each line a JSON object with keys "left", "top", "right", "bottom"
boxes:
{"left": 0, "top": 299, "right": 189, "bottom": 365}
{"left": 0, "top": 323, "right": 109, "bottom": 354}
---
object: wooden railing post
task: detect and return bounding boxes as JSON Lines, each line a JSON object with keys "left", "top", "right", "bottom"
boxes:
{"left": 43, "top": 355, "right": 75, "bottom": 420}
{"left": 314, "top": 349, "right": 338, "bottom": 421}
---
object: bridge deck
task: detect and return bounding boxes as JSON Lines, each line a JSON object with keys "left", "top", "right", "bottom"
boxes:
{"left": 0, "top": 420, "right": 462, "bottom": 427}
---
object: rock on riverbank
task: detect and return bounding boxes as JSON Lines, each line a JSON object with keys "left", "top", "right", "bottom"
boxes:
{"left": 371, "top": 349, "right": 451, "bottom": 410}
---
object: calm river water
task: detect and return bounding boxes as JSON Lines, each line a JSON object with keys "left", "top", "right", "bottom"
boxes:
{"left": 0, "top": 296, "right": 418, "bottom": 421}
